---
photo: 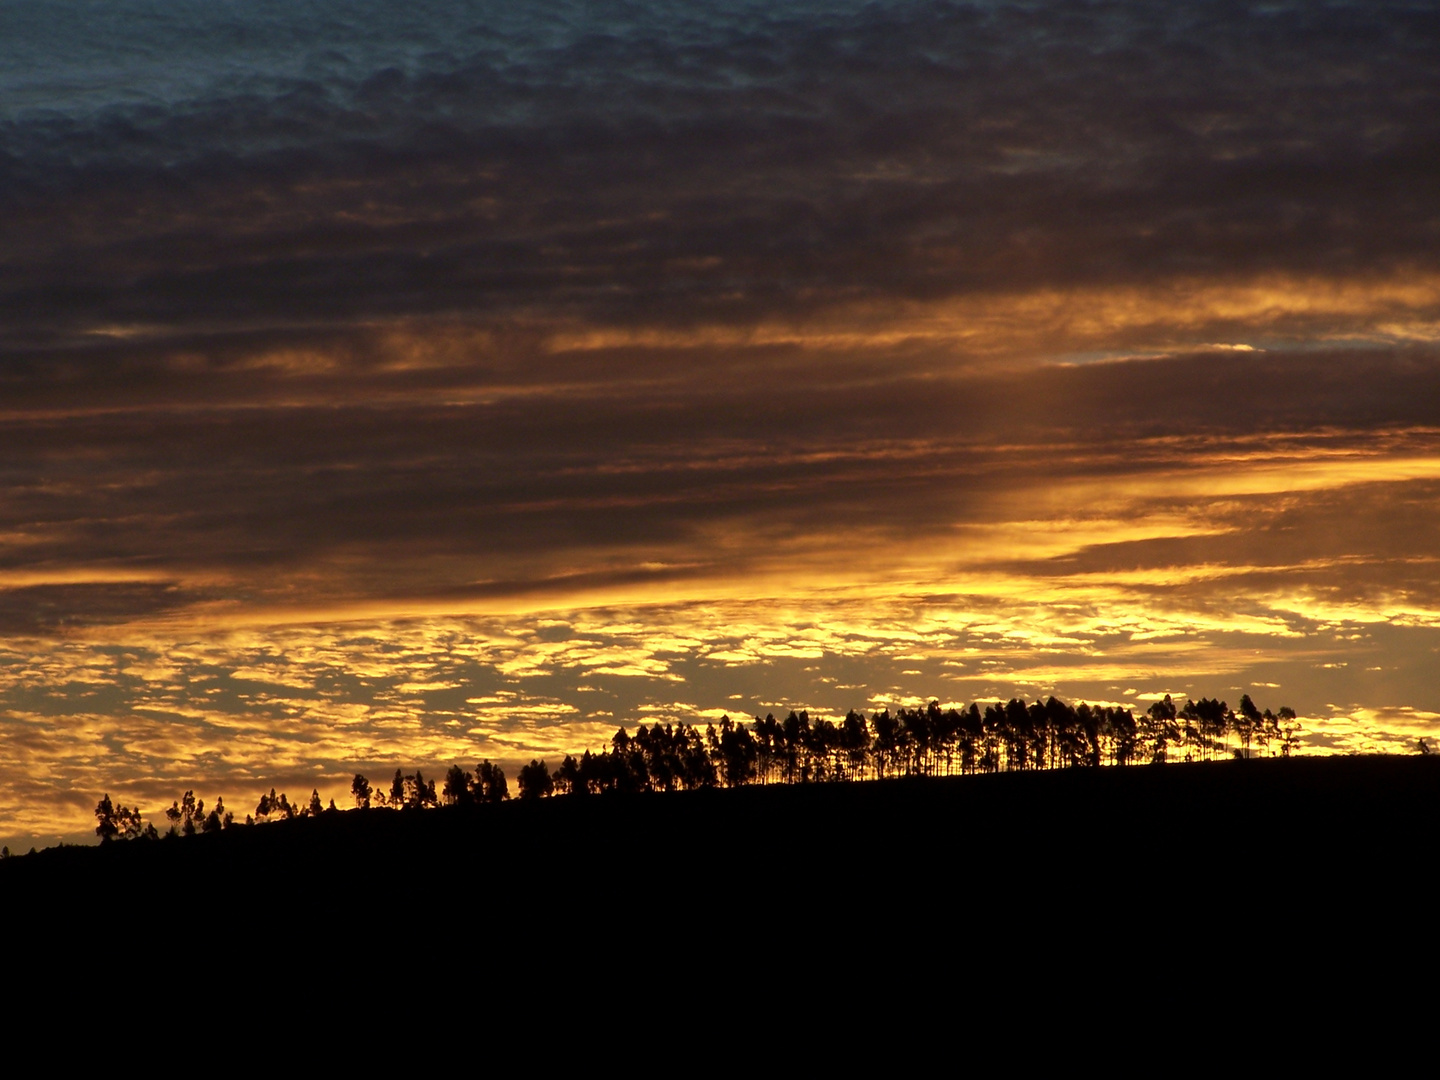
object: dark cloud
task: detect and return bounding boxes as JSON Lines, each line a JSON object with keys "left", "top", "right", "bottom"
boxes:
{"left": 1026, "top": 476, "right": 1440, "bottom": 592}
{"left": 1, "top": 338, "right": 1438, "bottom": 627}
{"left": 3, "top": 2, "right": 1437, "bottom": 348}
{"left": 0, "top": 583, "right": 191, "bottom": 635}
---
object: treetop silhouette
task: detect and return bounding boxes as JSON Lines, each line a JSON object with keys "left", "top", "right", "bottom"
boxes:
{"left": 87, "top": 691, "right": 1316, "bottom": 846}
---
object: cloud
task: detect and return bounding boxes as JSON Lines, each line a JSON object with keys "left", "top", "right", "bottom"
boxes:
{"left": 4, "top": 2, "right": 1437, "bottom": 351}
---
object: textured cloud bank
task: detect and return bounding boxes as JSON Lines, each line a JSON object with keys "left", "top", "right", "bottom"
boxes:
{"left": 6, "top": 1, "right": 1438, "bottom": 345}
{"left": 2, "top": 1, "right": 1439, "bottom": 846}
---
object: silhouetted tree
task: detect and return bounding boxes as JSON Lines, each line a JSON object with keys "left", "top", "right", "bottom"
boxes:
{"left": 552, "top": 754, "right": 583, "bottom": 796}
{"left": 1144, "top": 696, "right": 1179, "bottom": 764}
{"left": 842, "top": 710, "right": 870, "bottom": 779}
{"left": 254, "top": 790, "right": 294, "bottom": 821}
{"left": 680, "top": 727, "right": 716, "bottom": 789}
{"left": 400, "top": 771, "right": 438, "bottom": 809}
{"left": 517, "top": 759, "right": 553, "bottom": 799}
{"left": 1109, "top": 707, "right": 1141, "bottom": 766}
{"left": 1235, "top": 695, "right": 1260, "bottom": 756}
{"left": 166, "top": 790, "right": 206, "bottom": 836}
{"left": 352, "top": 774, "right": 372, "bottom": 810}
{"left": 475, "top": 761, "right": 508, "bottom": 803}
{"left": 443, "top": 765, "right": 473, "bottom": 806}
{"left": 94, "top": 794, "right": 143, "bottom": 842}
{"left": 716, "top": 716, "right": 758, "bottom": 787}
{"left": 864, "top": 711, "right": 898, "bottom": 777}
{"left": 780, "top": 710, "right": 811, "bottom": 783}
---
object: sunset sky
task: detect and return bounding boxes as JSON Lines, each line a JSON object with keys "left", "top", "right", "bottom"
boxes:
{"left": 4, "top": 0, "right": 1439, "bottom": 849}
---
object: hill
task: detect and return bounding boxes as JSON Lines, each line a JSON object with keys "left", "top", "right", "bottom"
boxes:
{"left": 6, "top": 755, "right": 1435, "bottom": 963}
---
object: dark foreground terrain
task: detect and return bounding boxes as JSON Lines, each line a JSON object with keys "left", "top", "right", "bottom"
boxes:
{"left": 6, "top": 755, "right": 1436, "bottom": 966}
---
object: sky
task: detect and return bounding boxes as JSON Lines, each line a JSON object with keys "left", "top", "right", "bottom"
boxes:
{"left": 3, "top": 0, "right": 1439, "bottom": 849}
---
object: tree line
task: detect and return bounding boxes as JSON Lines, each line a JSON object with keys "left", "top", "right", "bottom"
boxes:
{"left": 501, "top": 692, "right": 1299, "bottom": 800}
{"left": 89, "top": 692, "right": 1300, "bottom": 842}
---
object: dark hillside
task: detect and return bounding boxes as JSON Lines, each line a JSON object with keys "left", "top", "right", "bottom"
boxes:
{"left": 7, "top": 755, "right": 1435, "bottom": 961}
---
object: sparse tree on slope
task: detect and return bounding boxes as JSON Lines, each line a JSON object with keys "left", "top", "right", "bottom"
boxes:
{"left": 95, "top": 794, "right": 144, "bottom": 842}
{"left": 165, "top": 790, "right": 205, "bottom": 836}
